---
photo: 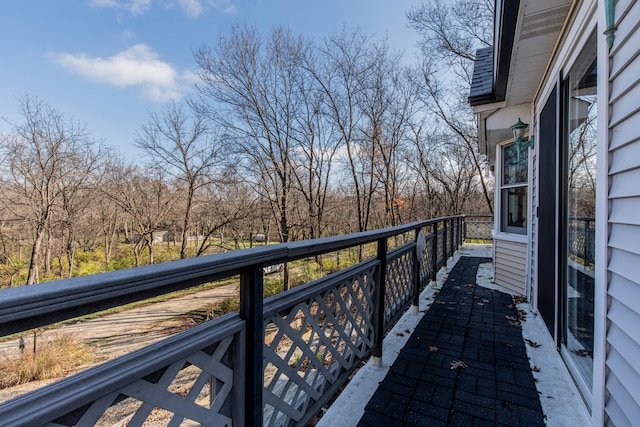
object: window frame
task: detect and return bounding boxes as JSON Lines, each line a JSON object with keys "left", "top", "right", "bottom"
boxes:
{"left": 499, "top": 140, "right": 529, "bottom": 235}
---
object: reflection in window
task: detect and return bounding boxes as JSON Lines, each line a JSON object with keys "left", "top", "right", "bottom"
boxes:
{"left": 500, "top": 142, "right": 528, "bottom": 234}
{"left": 563, "top": 31, "right": 596, "bottom": 400}
{"left": 503, "top": 143, "right": 528, "bottom": 185}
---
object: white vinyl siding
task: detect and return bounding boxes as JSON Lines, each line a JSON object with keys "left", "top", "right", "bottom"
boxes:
{"left": 494, "top": 238, "right": 527, "bottom": 294}
{"left": 605, "top": 0, "right": 640, "bottom": 424}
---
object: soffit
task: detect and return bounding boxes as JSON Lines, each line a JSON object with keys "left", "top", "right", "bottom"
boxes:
{"left": 504, "top": 0, "right": 572, "bottom": 107}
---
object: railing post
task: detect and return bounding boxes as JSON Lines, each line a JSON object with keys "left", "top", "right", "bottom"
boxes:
{"left": 463, "top": 216, "right": 467, "bottom": 242}
{"left": 443, "top": 219, "right": 449, "bottom": 269}
{"left": 412, "top": 228, "right": 421, "bottom": 313}
{"left": 583, "top": 219, "right": 591, "bottom": 265}
{"left": 450, "top": 218, "right": 455, "bottom": 253}
{"left": 372, "top": 237, "right": 387, "bottom": 367}
{"left": 239, "top": 265, "right": 264, "bottom": 426}
{"left": 431, "top": 222, "right": 438, "bottom": 287}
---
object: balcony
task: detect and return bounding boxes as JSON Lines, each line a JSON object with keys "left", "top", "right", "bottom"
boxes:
{"left": 0, "top": 216, "right": 587, "bottom": 426}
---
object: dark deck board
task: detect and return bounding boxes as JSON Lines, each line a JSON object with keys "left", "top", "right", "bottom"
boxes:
{"left": 357, "top": 256, "right": 545, "bottom": 426}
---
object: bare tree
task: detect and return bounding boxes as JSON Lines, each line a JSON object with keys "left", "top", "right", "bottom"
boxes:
{"left": 196, "top": 25, "right": 313, "bottom": 289}
{"left": 307, "top": 27, "right": 385, "bottom": 233}
{"left": 407, "top": 0, "right": 493, "bottom": 86}
{"left": 192, "top": 173, "right": 255, "bottom": 255}
{"left": 105, "top": 164, "right": 176, "bottom": 266}
{"left": 408, "top": 0, "right": 494, "bottom": 214}
{"left": 0, "top": 96, "right": 105, "bottom": 284}
{"left": 289, "top": 50, "right": 341, "bottom": 240}
{"left": 370, "top": 65, "right": 419, "bottom": 227}
{"left": 136, "top": 102, "right": 220, "bottom": 259}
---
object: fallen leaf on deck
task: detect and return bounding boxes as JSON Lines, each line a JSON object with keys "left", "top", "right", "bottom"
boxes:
{"left": 513, "top": 295, "right": 526, "bottom": 304}
{"left": 509, "top": 321, "right": 521, "bottom": 327}
{"left": 450, "top": 360, "right": 468, "bottom": 369}
{"left": 428, "top": 346, "right": 439, "bottom": 352}
{"left": 464, "top": 284, "right": 475, "bottom": 288}
{"left": 532, "top": 366, "right": 541, "bottom": 372}
{"left": 525, "top": 339, "right": 541, "bottom": 348}
{"left": 505, "top": 315, "right": 517, "bottom": 321}
{"left": 507, "top": 304, "right": 514, "bottom": 309}
{"left": 435, "top": 301, "right": 446, "bottom": 305}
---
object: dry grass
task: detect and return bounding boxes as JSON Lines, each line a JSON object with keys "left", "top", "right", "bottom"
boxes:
{"left": 0, "top": 334, "right": 94, "bottom": 389}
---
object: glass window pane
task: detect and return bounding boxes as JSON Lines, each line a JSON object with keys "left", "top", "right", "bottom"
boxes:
{"left": 502, "top": 143, "right": 528, "bottom": 185}
{"left": 563, "top": 31, "right": 596, "bottom": 398}
{"left": 501, "top": 186, "right": 527, "bottom": 234}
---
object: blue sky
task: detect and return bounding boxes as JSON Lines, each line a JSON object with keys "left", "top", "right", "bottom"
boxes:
{"left": 0, "top": 1, "right": 423, "bottom": 156}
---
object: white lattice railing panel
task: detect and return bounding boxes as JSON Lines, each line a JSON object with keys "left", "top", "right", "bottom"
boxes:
{"left": 384, "top": 245, "right": 413, "bottom": 326}
{"left": 2, "top": 316, "right": 247, "bottom": 427}
{"left": 62, "top": 337, "right": 236, "bottom": 427}
{"left": 262, "top": 262, "right": 376, "bottom": 427}
{"left": 419, "top": 234, "right": 435, "bottom": 287}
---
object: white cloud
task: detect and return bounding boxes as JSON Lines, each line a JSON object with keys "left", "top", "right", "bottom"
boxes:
{"left": 90, "top": 0, "right": 151, "bottom": 15}
{"left": 130, "top": 0, "right": 152, "bottom": 15}
{"left": 210, "top": 0, "right": 236, "bottom": 15}
{"left": 179, "top": 0, "right": 204, "bottom": 17}
{"left": 90, "top": 0, "right": 235, "bottom": 17}
{"left": 50, "top": 44, "right": 196, "bottom": 102}
{"left": 91, "top": 0, "right": 119, "bottom": 7}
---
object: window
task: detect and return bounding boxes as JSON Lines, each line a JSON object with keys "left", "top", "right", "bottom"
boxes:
{"left": 500, "top": 141, "right": 528, "bottom": 234}
{"left": 562, "top": 31, "right": 596, "bottom": 399}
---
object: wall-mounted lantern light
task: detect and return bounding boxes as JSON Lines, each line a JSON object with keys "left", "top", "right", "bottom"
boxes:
{"left": 510, "top": 118, "right": 535, "bottom": 149}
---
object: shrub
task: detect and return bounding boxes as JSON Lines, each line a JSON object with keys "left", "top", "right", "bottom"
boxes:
{"left": 0, "top": 334, "right": 94, "bottom": 389}
{"left": 264, "top": 278, "right": 284, "bottom": 298}
{"left": 322, "top": 258, "right": 339, "bottom": 273}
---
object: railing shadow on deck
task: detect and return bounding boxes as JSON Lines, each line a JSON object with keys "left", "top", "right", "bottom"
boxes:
{"left": 0, "top": 215, "right": 472, "bottom": 427}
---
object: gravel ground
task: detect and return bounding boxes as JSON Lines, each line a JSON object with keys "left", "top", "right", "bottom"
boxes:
{"left": 0, "top": 281, "right": 239, "bottom": 403}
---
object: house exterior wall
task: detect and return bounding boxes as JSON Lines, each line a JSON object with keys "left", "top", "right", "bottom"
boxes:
{"left": 473, "top": 0, "right": 640, "bottom": 422}
{"left": 602, "top": 0, "right": 640, "bottom": 424}
{"left": 494, "top": 238, "right": 527, "bottom": 294}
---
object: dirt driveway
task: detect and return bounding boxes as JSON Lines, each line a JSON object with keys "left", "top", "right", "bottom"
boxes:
{"left": 0, "top": 281, "right": 240, "bottom": 402}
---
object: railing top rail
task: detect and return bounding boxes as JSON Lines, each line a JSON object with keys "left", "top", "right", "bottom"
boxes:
{"left": 568, "top": 216, "right": 596, "bottom": 222}
{"left": 262, "top": 258, "right": 378, "bottom": 320}
{"left": 284, "top": 217, "right": 459, "bottom": 261}
{"left": 463, "top": 214, "right": 493, "bottom": 219}
{"left": 0, "top": 215, "right": 463, "bottom": 336}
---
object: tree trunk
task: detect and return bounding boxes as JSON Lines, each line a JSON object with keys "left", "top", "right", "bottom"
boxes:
{"left": 26, "top": 223, "right": 45, "bottom": 285}
{"left": 180, "top": 186, "right": 194, "bottom": 259}
{"left": 148, "top": 233, "right": 154, "bottom": 265}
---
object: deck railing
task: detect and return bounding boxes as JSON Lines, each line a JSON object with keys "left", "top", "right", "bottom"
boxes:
{"left": 463, "top": 214, "right": 494, "bottom": 241}
{"left": 0, "top": 215, "right": 464, "bottom": 427}
{"left": 568, "top": 216, "right": 595, "bottom": 267}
